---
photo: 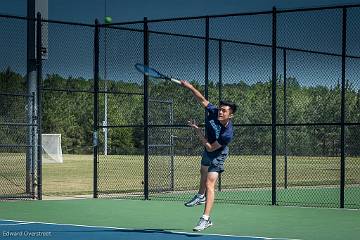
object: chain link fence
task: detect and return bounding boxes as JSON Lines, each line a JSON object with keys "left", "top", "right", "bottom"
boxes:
{"left": 40, "top": 20, "right": 95, "bottom": 198}
{"left": 0, "top": 16, "right": 37, "bottom": 199}
{"left": 0, "top": 92, "right": 37, "bottom": 199}
{"left": 0, "top": 4, "right": 359, "bottom": 208}
{"left": 96, "top": 24, "right": 144, "bottom": 198}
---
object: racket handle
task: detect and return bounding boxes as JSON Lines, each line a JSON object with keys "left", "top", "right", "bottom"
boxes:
{"left": 170, "top": 78, "right": 181, "bottom": 85}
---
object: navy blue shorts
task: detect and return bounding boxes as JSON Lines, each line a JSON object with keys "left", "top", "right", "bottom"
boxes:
{"left": 201, "top": 146, "right": 229, "bottom": 173}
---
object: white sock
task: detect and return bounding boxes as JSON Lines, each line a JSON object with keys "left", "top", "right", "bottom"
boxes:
{"left": 197, "top": 193, "right": 204, "bottom": 198}
{"left": 202, "top": 214, "right": 209, "bottom": 220}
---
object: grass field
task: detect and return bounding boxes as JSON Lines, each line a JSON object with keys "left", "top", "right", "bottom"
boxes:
{"left": 44, "top": 154, "right": 360, "bottom": 208}
{"left": 1, "top": 153, "right": 359, "bottom": 207}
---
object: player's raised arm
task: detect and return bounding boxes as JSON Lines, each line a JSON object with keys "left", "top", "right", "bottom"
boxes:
{"left": 180, "top": 80, "right": 209, "bottom": 108}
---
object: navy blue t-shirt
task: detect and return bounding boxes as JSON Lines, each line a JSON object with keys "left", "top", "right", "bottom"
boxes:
{"left": 205, "top": 103, "right": 234, "bottom": 153}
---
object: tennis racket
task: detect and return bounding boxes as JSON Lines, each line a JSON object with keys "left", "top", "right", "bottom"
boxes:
{"left": 135, "top": 63, "right": 181, "bottom": 85}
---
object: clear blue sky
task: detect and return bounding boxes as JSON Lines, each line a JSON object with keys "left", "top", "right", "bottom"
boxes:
{"left": 1, "top": 0, "right": 360, "bottom": 23}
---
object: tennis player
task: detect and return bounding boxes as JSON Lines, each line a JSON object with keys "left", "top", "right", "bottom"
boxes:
{"left": 180, "top": 80, "right": 236, "bottom": 231}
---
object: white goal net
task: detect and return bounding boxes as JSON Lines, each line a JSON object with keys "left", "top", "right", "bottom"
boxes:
{"left": 42, "top": 134, "right": 63, "bottom": 163}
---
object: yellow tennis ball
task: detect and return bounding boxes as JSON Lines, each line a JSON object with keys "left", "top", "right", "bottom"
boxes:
{"left": 104, "top": 16, "right": 112, "bottom": 24}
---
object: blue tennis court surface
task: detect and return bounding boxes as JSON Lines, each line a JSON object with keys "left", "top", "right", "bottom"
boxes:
{"left": 0, "top": 220, "right": 298, "bottom": 240}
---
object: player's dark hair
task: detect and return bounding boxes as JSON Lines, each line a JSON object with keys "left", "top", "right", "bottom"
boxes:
{"left": 219, "top": 100, "right": 237, "bottom": 114}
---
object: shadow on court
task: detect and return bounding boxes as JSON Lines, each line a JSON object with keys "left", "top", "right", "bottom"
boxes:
{"left": 0, "top": 220, "right": 283, "bottom": 240}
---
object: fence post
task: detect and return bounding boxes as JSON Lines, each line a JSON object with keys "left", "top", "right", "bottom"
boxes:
{"left": 218, "top": 40, "right": 223, "bottom": 102}
{"left": 271, "top": 7, "right": 277, "bottom": 206}
{"left": 36, "top": 12, "right": 43, "bottom": 200}
{"left": 143, "top": 17, "right": 150, "bottom": 200}
{"left": 205, "top": 17, "right": 209, "bottom": 99}
{"left": 27, "top": 0, "right": 36, "bottom": 196}
{"left": 31, "top": 92, "right": 36, "bottom": 198}
{"left": 340, "top": 7, "right": 347, "bottom": 208}
{"left": 204, "top": 16, "right": 210, "bottom": 127}
{"left": 93, "top": 19, "right": 100, "bottom": 198}
{"left": 283, "top": 49, "right": 288, "bottom": 189}
{"left": 218, "top": 40, "right": 223, "bottom": 192}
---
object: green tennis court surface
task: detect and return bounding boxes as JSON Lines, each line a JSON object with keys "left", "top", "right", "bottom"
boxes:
{"left": 0, "top": 199, "right": 359, "bottom": 240}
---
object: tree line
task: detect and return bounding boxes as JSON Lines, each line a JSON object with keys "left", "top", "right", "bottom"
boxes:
{"left": 1, "top": 68, "right": 359, "bottom": 156}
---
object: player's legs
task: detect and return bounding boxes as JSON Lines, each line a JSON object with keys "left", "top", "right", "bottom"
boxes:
{"left": 193, "top": 148, "right": 227, "bottom": 231}
{"left": 203, "top": 171, "right": 219, "bottom": 216}
{"left": 184, "top": 165, "right": 208, "bottom": 207}
{"left": 193, "top": 171, "right": 218, "bottom": 231}
{"left": 185, "top": 152, "right": 210, "bottom": 207}
{"left": 199, "top": 165, "right": 209, "bottom": 195}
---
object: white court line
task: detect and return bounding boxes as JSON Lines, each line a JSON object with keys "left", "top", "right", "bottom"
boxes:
{"left": 0, "top": 219, "right": 32, "bottom": 226}
{"left": 0, "top": 218, "right": 301, "bottom": 240}
{"left": 0, "top": 222, "right": 32, "bottom": 226}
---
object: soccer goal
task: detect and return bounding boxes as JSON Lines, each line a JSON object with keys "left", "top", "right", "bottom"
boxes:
{"left": 42, "top": 134, "right": 63, "bottom": 163}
